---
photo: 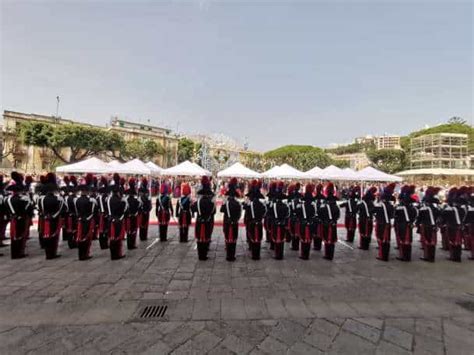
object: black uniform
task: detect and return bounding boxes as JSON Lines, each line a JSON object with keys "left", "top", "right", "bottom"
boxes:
{"left": 138, "top": 185, "right": 152, "bottom": 241}
{"left": 125, "top": 191, "right": 141, "bottom": 250}
{"left": 313, "top": 188, "right": 325, "bottom": 251}
{"left": 287, "top": 187, "right": 302, "bottom": 249}
{"left": 296, "top": 191, "right": 317, "bottom": 260}
{"left": 340, "top": 191, "right": 359, "bottom": 243}
{"left": 220, "top": 192, "right": 242, "bottom": 262}
{"left": 357, "top": 190, "right": 376, "bottom": 250}
{"left": 269, "top": 192, "right": 289, "bottom": 260}
{"left": 440, "top": 192, "right": 466, "bottom": 263}
{"left": 107, "top": 191, "right": 128, "bottom": 260}
{"left": 417, "top": 195, "right": 441, "bottom": 262}
{"left": 176, "top": 194, "right": 192, "bottom": 243}
{"left": 38, "top": 192, "right": 65, "bottom": 259}
{"left": 191, "top": 187, "right": 215, "bottom": 261}
{"left": 318, "top": 193, "right": 340, "bottom": 260}
{"left": 5, "top": 190, "right": 33, "bottom": 259}
{"left": 157, "top": 193, "right": 173, "bottom": 242}
{"left": 74, "top": 193, "right": 97, "bottom": 260}
{"left": 394, "top": 198, "right": 418, "bottom": 262}
{"left": 373, "top": 199, "right": 395, "bottom": 261}
{"left": 97, "top": 190, "right": 109, "bottom": 249}
{"left": 243, "top": 193, "right": 266, "bottom": 260}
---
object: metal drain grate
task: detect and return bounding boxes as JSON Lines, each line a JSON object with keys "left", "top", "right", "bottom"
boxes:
{"left": 139, "top": 305, "right": 168, "bottom": 319}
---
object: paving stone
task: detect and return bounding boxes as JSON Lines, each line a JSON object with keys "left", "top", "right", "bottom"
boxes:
{"left": 415, "top": 318, "right": 443, "bottom": 341}
{"left": 383, "top": 326, "right": 414, "bottom": 351}
{"left": 221, "top": 298, "right": 247, "bottom": 320}
{"left": 288, "top": 341, "right": 323, "bottom": 355}
{"left": 413, "top": 335, "right": 444, "bottom": 355}
{"left": 264, "top": 298, "right": 288, "bottom": 319}
{"left": 221, "top": 334, "right": 254, "bottom": 354}
{"left": 328, "top": 330, "right": 377, "bottom": 355}
{"left": 269, "top": 319, "right": 306, "bottom": 347}
{"left": 376, "top": 340, "right": 412, "bottom": 355}
{"left": 303, "top": 329, "right": 334, "bottom": 351}
{"left": 342, "top": 318, "right": 381, "bottom": 343}
{"left": 192, "top": 299, "right": 221, "bottom": 320}
{"left": 191, "top": 329, "right": 221, "bottom": 352}
{"left": 257, "top": 336, "right": 289, "bottom": 355}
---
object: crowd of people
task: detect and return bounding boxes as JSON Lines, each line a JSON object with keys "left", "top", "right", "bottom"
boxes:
{"left": 0, "top": 171, "right": 472, "bottom": 263}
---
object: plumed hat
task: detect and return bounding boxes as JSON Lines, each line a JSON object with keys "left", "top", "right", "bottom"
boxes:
{"left": 181, "top": 183, "right": 191, "bottom": 196}
{"left": 381, "top": 183, "right": 396, "bottom": 201}
{"left": 43, "top": 172, "right": 58, "bottom": 192}
{"left": 350, "top": 185, "right": 361, "bottom": 199}
{"left": 126, "top": 177, "right": 137, "bottom": 195}
{"left": 197, "top": 176, "right": 214, "bottom": 196}
{"left": 225, "top": 177, "right": 240, "bottom": 198}
{"left": 363, "top": 186, "right": 377, "bottom": 201}
{"left": 160, "top": 182, "right": 169, "bottom": 195}
{"left": 246, "top": 179, "right": 264, "bottom": 200}
{"left": 139, "top": 177, "right": 149, "bottom": 193}
{"left": 98, "top": 176, "right": 108, "bottom": 193}
{"left": 6, "top": 171, "right": 24, "bottom": 192}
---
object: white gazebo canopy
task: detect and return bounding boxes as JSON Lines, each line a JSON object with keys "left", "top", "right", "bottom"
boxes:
{"left": 56, "top": 157, "right": 110, "bottom": 174}
{"left": 113, "top": 158, "right": 152, "bottom": 175}
{"left": 162, "top": 160, "right": 211, "bottom": 176}
{"left": 318, "top": 165, "right": 344, "bottom": 180}
{"left": 262, "top": 164, "right": 306, "bottom": 179}
{"left": 304, "top": 166, "right": 322, "bottom": 179}
{"left": 146, "top": 161, "right": 163, "bottom": 175}
{"left": 217, "top": 162, "right": 261, "bottom": 179}
{"left": 341, "top": 168, "right": 361, "bottom": 181}
{"left": 356, "top": 166, "right": 403, "bottom": 182}
{"left": 107, "top": 160, "right": 123, "bottom": 168}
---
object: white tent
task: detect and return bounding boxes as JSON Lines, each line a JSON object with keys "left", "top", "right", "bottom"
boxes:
{"left": 262, "top": 164, "right": 306, "bottom": 179}
{"left": 217, "top": 162, "right": 261, "bottom": 178}
{"left": 56, "top": 157, "right": 110, "bottom": 174}
{"left": 107, "top": 160, "right": 122, "bottom": 168}
{"left": 146, "top": 161, "right": 163, "bottom": 175}
{"left": 113, "top": 158, "right": 151, "bottom": 175}
{"left": 261, "top": 166, "right": 281, "bottom": 178}
{"left": 355, "top": 166, "right": 403, "bottom": 182}
{"left": 341, "top": 168, "right": 361, "bottom": 181}
{"left": 162, "top": 160, "right": 211, "bottom": 176}
{"left": 304, "top": 166, "right": 322, "bottom": 179}
{"left": 318, "top": 165, "right": 345, "bottom": 180}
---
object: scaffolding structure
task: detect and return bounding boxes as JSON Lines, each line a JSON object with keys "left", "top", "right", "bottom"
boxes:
{"left": 410, "top": 133, "right": 469, "bottom": 169}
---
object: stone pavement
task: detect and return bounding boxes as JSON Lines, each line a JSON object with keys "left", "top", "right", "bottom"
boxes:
{"left": 0, "top": 227, "right": 473, "bottom": 354}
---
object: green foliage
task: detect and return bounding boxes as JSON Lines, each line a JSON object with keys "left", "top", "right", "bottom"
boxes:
{"left": 264, "top": 145, "right": 333, "bottom": 171}
{"left": 122, "top": 138, "right": 165, "bottom": 161}
{"left": 177, "top": 138, "right": 201, "bottom": 163}
{"left": 367, "top": 149, "right": 408, "bottom": 174}
{"left": 332, "top": 160, "right": 350, "bottom": 169}
{"left": 325, "top": 141, "right": 375, "bottom": 155}
{"left": 18, "top": 121, "right": 125, "bottom": 163}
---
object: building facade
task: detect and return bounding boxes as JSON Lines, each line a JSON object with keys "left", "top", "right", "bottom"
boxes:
{"left": 329, "top": 152, "right": 370, "bottom": 170}
{"left": 1, "top": 110, "right": 178, "bottom": 173}
{"left": 377, "top": 135, "right": 401, "bottom": 150}
{"left": 410, "top": 133, "right": 469, "bottom": 169}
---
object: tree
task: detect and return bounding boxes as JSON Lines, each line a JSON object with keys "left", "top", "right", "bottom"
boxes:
{"left": 18, "top": 121, "right": 125, "bottom": 163}
{"left": 448, "top": 116, "right": 467, "bottom": 125}
{"left": 122, "top": 138, "right": 165, "bottom": 161}
{"left": 367, "top": 149, "right": 407, "bottom": 174}
{"left": 177, "top": 138, "right": 196, "bottom": 163}
{"left": 264, "top": 145, "right": 333, "bottom": 171}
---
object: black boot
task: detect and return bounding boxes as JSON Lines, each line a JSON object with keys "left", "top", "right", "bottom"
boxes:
{"left": 313, "top": 237, "right": 322, "bottom": 251}
{"left": 274, "top": 242, "right": 284, "bottom": 260}
{"left": 226, "top": 243, "right": 236, "bottom": 261}
{"left": 179, "top": 228, "right": 189, "bottom": 243}
{"left": 291, "top": 237, "right": 299, "bottom": 251}
{"left": 251, "top": 242, "right": 261, "bottom": 260}
{"left": 421, "top": 245, "right": 435, "bottom": 262}
{"left": 99, "top": 234, "right": 109, "bottom": 249}
{"left": 78, "top": 242, "right": 92, "bottom": 261}
{"left": 44, "top": 238, "right": 60, "bottom": 259}
{"left": 346, "top": 229, "right": 355, "bottom": 243}
{"left": 323, "top": 243, "right": 335, "bottom": 260}
{"left": 197, "top": 242, "right": 208, "bottom": 260}
{"left": 110, "top": 240, "right": 125, "bottom": 260}
{"left": 359, "top": 236, "right": 370, "bottom": 250}
{"left": 11, "top": 239, "right": 26, "bottom": 259}
{"left": 67, "top": 235, "right": 77, "bottom": 249}
{"left": 449, "top": 246, "right": 462, "bottom": 262}
{"left": 127, "top": 234, "right": 137, "bottom": 250}
{"left": 139, "top": 227, "right": 148, "bottom": 241}
{"left": 378, "top": 242, "right": 390, "bottom": 261}
{"left": 159, "top": 225, "right": 168, "bottom": 242}
{"left": 300, "top": 242, "right": 310, "bottom": 260}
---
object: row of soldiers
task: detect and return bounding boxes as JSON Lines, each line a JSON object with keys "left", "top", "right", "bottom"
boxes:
{"left": 0, "top": 172, "right": 472, "bottom": 263}
{"left": 342, "top": 183, "right": 473, "bottom": 262}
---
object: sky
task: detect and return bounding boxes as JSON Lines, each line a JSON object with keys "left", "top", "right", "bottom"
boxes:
{"left": 1, "top": 0, "right": 472, "bottom": 151}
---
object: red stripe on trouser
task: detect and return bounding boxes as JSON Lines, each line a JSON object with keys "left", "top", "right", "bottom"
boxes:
{"left": 305, "top": 225, "right": 311, "bottom": 243}
{"left": 67, "top": 216, "right": 73, "bottom": 233}
{"left": 43, "top": 220, "right": 51, "bottom": 238}
{"left": 200, "top": 223, "right": 206, "bottom": 242}
{"left": 10, "top": 219, "right": 17, "bottom": 240}
{"left": 99, "top": 214, "right": 105, "bottom": 233}
{"left": 255, "top": 224, "right": 259, "bottom": 242}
